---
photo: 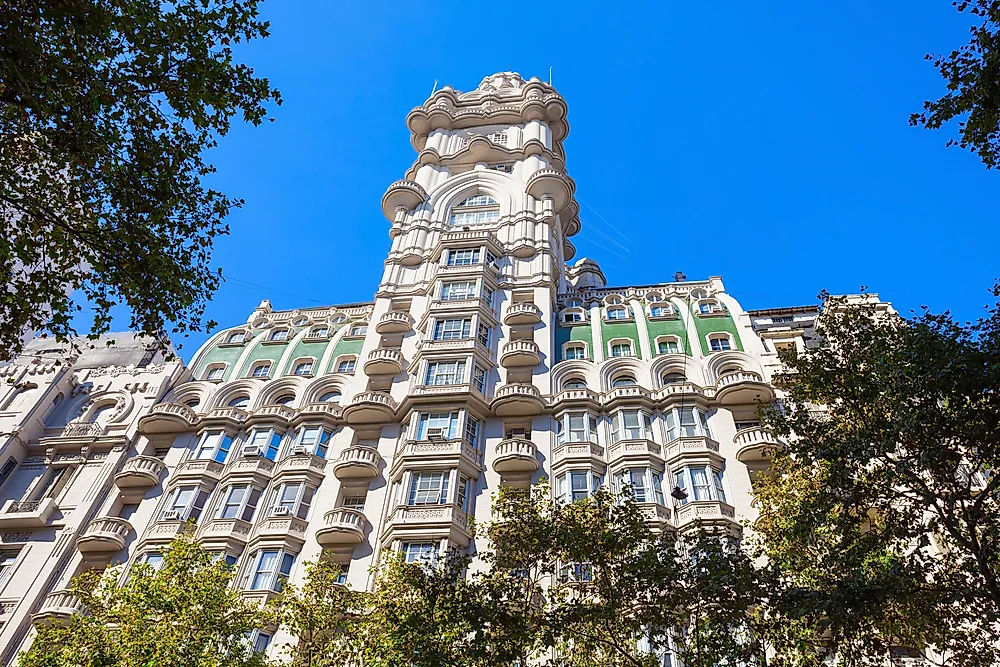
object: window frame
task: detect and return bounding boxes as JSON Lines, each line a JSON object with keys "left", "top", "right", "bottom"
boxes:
{"left": 555, "top": 412, "right": 600, "bottom": 444}
{"left": 708, "top": 333, "right": 734, "bottom": 352}
{"left": 270, "top": 481, "right": 316, "bottom": 519}
{"left": 244, "top": 427, "right": 283, "bottom": 460}
{"left": 555, "top": 470, "right": 603, "bottom": 503}
{"left": 408, "top": 471, "right": 451, "bottom": 506}
{"left": 609, "top": 409, "right": 654, "bottom": 443}
{"left": 193, "top": 430, "right": 233, "bottom": 463}
{"left": 245, "top": 548, "right": 296, "bottom": 592}
{"left": 214, "top": 483, "right": 262, "bottom": 522}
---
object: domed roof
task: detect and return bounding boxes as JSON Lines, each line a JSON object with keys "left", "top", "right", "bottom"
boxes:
{"left": 458, "top": 71, "right": 527, "bottom": 98}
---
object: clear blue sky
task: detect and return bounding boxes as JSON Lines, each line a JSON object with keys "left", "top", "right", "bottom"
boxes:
{"left": 157, "top": 1, "right": 997, "bottom": 360}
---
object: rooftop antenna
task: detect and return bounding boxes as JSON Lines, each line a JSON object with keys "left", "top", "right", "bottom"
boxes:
{"left": 549, "top": 66, "right": 553, "bottom": 86}
{"left": 430, "top": 79, "right": 438, "bottom": 95}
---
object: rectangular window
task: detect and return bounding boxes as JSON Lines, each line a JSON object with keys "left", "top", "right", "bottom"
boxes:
{"left": 0, "top": 458, "right": 16, "bottom": 488}
{"left": 163, "top": 486, "right": 210, "bottom": 521}
{"left": 733, "top": 421, "right": 761, "bottom": 431}
{"left": 477, "top": 323, "right": 491, "bottom": 346}
{"left": 713, "top": 470, "right": 727, "bottom": 503}
{"left": 417, "top": 412, "right": 458, "bottom": 440}
{"left": 472, "top": 365, "right": 487, "bottom": 393}
{"left": 206, "top": 367, "right": 225, "bottom": 381}
{"left": 144, "top": 552, "right": 165, "bottom": 571}
{"left": 273, "top": 482, "right": 315, "bottom": 519}
{"left": 690, "top": 466, "right": 711, "bottom": 501}
{"left": 0, "top": 551, "right": 18, "bottom": 584}
{"left": 296, "top": 426, "right": 331, "bottom": 457}
{"left": 408, "top": 471, "right": 450, "bottom": 505}
{"left": 441, "top": 281, "right": 476, "bottom": 301}
{"left": 570, "top": 471, "right": 590, "bottom": 502}
{"left": 457, "top": 475, "right": 471, "bottom": 512}
{"left": 245, "top": 428, "right": 283, "bottom": 460}
{"left": 619, "top": 469, "right": 648, "bottom": 502}
{"left": 449, "top": 209, "right": 500, "bottom": 226}
{"left": 652, "top": 472, "right": 665, "bottom": 505}
{"left": 657, "top": 340, "right": 679, "bottom": 354}
{"left": 434, "top": 318, "right": 472, "bottom": 341}
{"left": 679, "top": 408, "right": 699, "bottom": 437}
{"left": 710, "top": 337, "right": 732, "bottom": 352}
{"left": 564, "top": 346, "right": 586, "bottom": 360}
{"left": 610, "top": 343, "right": 632, "bottom": 358}
{"left": 402, "top": 542, "right": 437, "bottom": 564}
{"left": 464, "top": 416, "right": 480, "bottom": 449}
{"left": 216, "top": 484, "right": 261, "bottom": 522}
{"left": 481, "top": 286, "right": 494, "bottom": 307}
{"left": 249, "top": 549, "right": 295, "bottom": 591}
{"left": 342, "top": 495, "right": 366, "bottom": 511}
{"left": 447, "top": 248, "right": 480, "bottom": 266}
{"left": 425, "top": 360, "right": 466, "bottom": 386}
{"left": 194, "top": 431, "right": 233, "bottom": 463}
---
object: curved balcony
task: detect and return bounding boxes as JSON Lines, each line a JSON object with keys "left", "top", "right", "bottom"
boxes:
{"left": 492, "top": 383, "right": 545, "bottom": 416}
{"left": 342, "top": 391, "right": 397, "bottom": 425}
{"left": 734, "top": 427, "right": 785, "bottom": 465}
{"left": 273, "top": 452, "right": 327, "bottom": 485}
{"left": 293, "top": 401, "right": 343, "bottom": 427}
{"left": 201, "top": 406, "right": 249, "bottom": 428}
{"left": 332, "top": 446, "right": 380, "bottom": 480}
{"left": 381, "top": 179, "right": 428, "bottom": 219}
{"left": 493, "top": 438, "right": 539, "bottom": 474}
{"left": 0, "top": 497, "right": 57, "bottom": 528}
{"left": 637, "top": 503, "right": 673, "bottom": 530}
{"left": 77, "top": 517, "right": 132, "bottom": 554}
{"left": 364, "top": 348, "right": 404, "bottom": 376}
{"left": 246, "top": 404, "right": 295, "bottom": 427}
{"left": 198, "top": 517, "right": 253, "bottom": 545}
{"left": 382, "top": 504, "right": 473, "bottom": 547}
{"left": 315, "top": 508, "right": 367, "bottom": 547}
{"left": 715, "top": 370, "right": 774, "bottom": 405}
{"left": 375, "top": 311, "right": 414, "bottom": 334}
{"left": 33, "top": 590, "right": 85, "bottom": 626}
{"left": 139, "top": 402, "right": 196, "bottom": 434}
{"left": 114, "top": 456, "right": 166, "bottom": 490}
{"left": 499, "top": 340, "right": 541, "bottom": 368}
{"left": 503, "top": 302, "right": 543, "bottom": 326}
{"left": 223, "top": 455, "right": 276, "bottom": 486}
{"left": 525, "top": 168, "right": 573, "bottom": 211}
{"left": 674, "top": 500, "right": 739, "bottom": 533}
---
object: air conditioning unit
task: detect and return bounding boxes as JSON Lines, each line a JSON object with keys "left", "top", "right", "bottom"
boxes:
{"left": 290, "top": 445, "right": 309, "bottom": 455}
{"left": 242, "top": 445, "right": 262, "bottom": 457}
{"left": 272, "top": 506, "right": 292, "bottom": 517}
{"left": 162, "top": 510, "right": 182, "bottom": 521}
{"left": 426, "top": 428, "right": 445, "bottom": 441}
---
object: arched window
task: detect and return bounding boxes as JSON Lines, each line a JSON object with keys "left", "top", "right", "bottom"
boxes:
{"left": 609, "top": 340, "right": 634, "bottom": 358}
{"left": 449, "top": 194, "right": 500, "bottom": 226}
{"left": 228, "top": 396, "right": 250, "bottom": 408}
{"left": 662, "top": 372, "right": 686, "bottom": 385}
{"left": 612, "top": 375, "right": 637, "bottom": 388}
{"left": 606, "top": 307, "right": 629, "bottom": 321}
{"left": 184, "top": 397, "right": 201, "bottom": 408}
{"left": 656, "top": 336, "right": 681, "bottom": 355}
{"left": 204, "top": 364, "right": 226, "bottom": 381}
{"left": 649, "top": 303, "right": 673, "bottom": 318}
{"left": 564, "top": 344, "right": 587, "bottom": 361}
{"left": 708, "top": 334, "right": 733, "bottom": 352}
{"left": 563, "top": 378, "right": 587, "bottom": 390}
{"left": 275, "top": 394, "right": 295, "bottom": 406}
{"left": 250, "top": 363, "right": 271, "bottom": 378}
{"left": 89, "top": 403, "right": 114, "bottom": 423}
{"left": 319, "top": 390, "right": 342, "bottom": 403}
{"left": 698, "top": 300, "right": 723, "bottom": 315}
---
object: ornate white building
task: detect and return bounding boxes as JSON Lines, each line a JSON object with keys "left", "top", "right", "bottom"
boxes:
{"left": 0, "top": 334, "right": 184, "bottom": 660}
{"left": 0, "top": 72, "right": 812, "bottom": 660}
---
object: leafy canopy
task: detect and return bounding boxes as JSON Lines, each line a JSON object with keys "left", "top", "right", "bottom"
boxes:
{"left": 756, "top": 289, "right": 1000, "bottom": 666}
{"left": 20, "top": 534, "right": 271, "bottom": 667}
{"left": 0, "top": 0, "right": 280, "bottom": 359}
{"left": 911, "top": 0, "right": 1000, "bottom": 168}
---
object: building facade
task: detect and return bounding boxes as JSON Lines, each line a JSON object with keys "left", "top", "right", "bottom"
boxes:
{"left": 0, "top": 72, "right": 821, "bottom": 660}
{"left": 0, "top": 335, "right": 184, "bottom": 660}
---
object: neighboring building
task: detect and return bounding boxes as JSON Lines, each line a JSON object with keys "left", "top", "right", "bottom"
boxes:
{"left": 0, "top": 72, "right": 868, "bottom": 661}
{"left": 0, "top": 334, "right": 184, "bottom": 660}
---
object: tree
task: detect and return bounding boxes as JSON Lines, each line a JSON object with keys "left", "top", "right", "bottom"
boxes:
{"left": 481, "top": 483, "right": 767, "bottom": 667}
{"left": 910, "top": 1, "right": 1000, "bottom": 169}
{"left": 19, "top": 533, "right": 272, "bottom": 667}
{"left": 754, "top": 290, "right": 1000, "bottom": 666}
{"left": 0, "top": 0, "right": 280, "bottom": 359}
{"left": 269, "top": 556, "right": 360, "bottom": 667}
